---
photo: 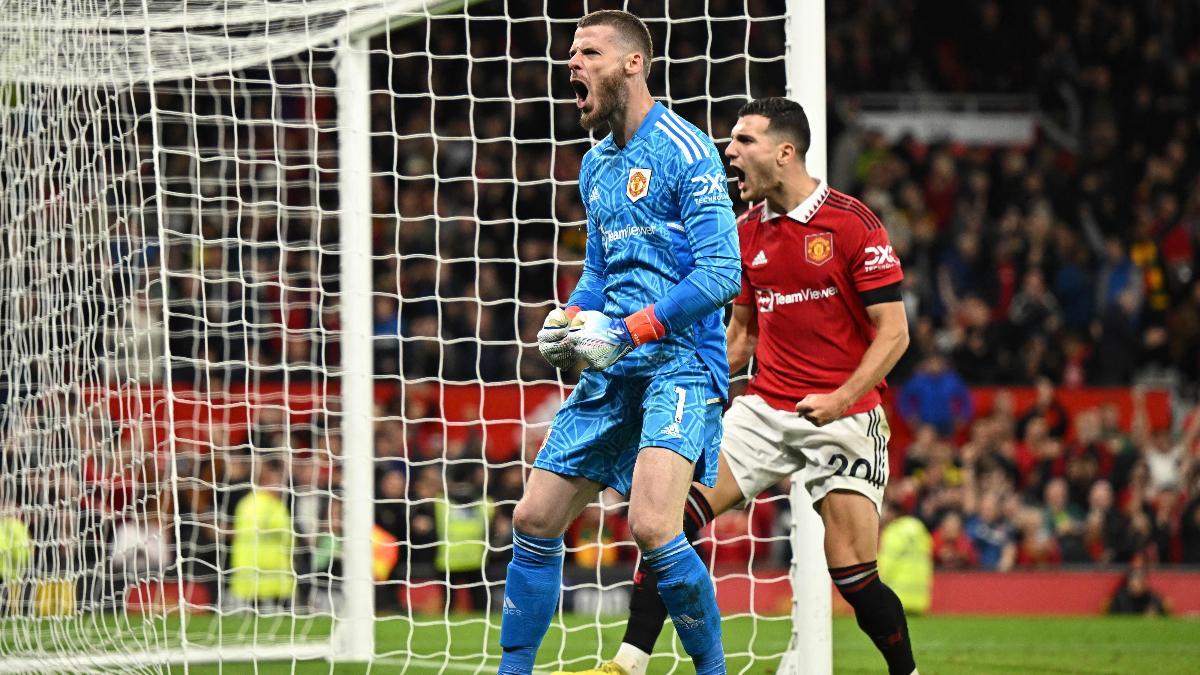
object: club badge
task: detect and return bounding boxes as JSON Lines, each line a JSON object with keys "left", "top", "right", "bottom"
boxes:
{"left": 805, "top": 232, "right": 833, "bottom": 266}
{"left": 627, "top": 168, "right": 651, "bottom": 202}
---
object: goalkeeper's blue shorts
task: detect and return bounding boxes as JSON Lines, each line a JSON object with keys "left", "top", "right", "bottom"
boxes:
{"left": 532, "top": 355, "right": 722, "bottom": 497}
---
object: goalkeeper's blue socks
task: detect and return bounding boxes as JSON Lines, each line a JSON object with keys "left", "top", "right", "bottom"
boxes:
{"left": 620, "top": 486, "right": 715, "bottom": 658}
{"left": 642, "top": 533, "right": 725, "bottom": 674}
{"left": 498, "top": 529, "right": 564, "bottom": 674}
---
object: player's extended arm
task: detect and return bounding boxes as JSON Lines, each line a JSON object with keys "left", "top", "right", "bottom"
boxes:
{"left": 650, "top": 179, "right": 742, "bottom": 336}
{"left": 796, "top": 300, "right": 909, "bottom": 426}
{"left": 571, "top": 160, "right": 740, "bottom": 370}
{"left": 726, "top": 303, "right": 758, "bottom": 374}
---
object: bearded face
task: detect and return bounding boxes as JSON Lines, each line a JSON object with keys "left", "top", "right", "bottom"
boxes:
{"left": 569, "top": 25, "right": 636, "bottom": 132}
{"left": 578, "top": 66, "right": 627, "bottom": 130}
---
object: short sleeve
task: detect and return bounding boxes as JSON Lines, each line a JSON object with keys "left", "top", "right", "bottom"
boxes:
{"left": 849, "top": 226, "right": 904, "bottom": 293}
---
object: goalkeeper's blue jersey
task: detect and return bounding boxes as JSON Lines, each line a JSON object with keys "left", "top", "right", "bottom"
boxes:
{"left": 567, "top": 102, "right": 740, "bottom": 399}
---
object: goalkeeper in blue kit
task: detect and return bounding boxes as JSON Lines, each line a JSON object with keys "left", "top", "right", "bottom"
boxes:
{"left": 497, "top": 9, "right": 739, "bottom": 675}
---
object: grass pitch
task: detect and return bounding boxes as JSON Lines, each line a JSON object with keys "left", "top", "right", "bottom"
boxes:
{"left": 3, "top": 612, "right": 1197, "bottom": 673}
{"left": 369, "top": 613, "right": 1200, "bottom": 674}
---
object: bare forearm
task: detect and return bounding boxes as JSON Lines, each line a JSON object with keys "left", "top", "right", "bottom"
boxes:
{"left": 833, "top": 334, "right": 906, "bottom": 405}
{"left": 725, "top": 304, "right": 757, "bottom": 375}
{"left": 728, "top": 338, "right": 755, "bottom": 374}
{"left": 832, "top": 307, "right": 908, "bottom": 408}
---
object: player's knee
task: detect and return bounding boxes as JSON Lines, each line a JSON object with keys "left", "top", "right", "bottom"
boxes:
{"left": 511, "top": 497, "right": 560, "bottom": 538}
{"left": 627, "top": 510, "right": 678, "bottom": 551}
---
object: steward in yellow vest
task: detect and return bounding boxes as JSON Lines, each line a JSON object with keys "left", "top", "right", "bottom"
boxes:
{"left": 230, "top": 458, "right": 294, "bottom": 604}
{"left": 878, "top": 508, "right": 933, "bottom": 615}
{"left": 434, "top": 478, "right": 494, "bottom": 611}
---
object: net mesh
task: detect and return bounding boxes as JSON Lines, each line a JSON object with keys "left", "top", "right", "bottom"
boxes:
{"left": 0, "top": 1, "right": 793, "bottom": 672}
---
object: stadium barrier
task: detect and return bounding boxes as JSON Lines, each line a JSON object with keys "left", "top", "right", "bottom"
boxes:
{"left": 389, "top": 565, "right": 1200, "bottom": 617}
{"left": 97, "top": 382, "right": 1171, "bottom": 465}
{"left": 708, "top": 568, "right": 1200, "bottom": 616}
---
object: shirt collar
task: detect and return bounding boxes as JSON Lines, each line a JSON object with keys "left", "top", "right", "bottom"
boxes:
{"left": 602, "top": 101, "right": 668, "bottom": 151}
{"left": 631, "top": 101, "right": 668, "bottom": 142}
{"left": 761, "top": 179, "right": 830, "bottom": 224}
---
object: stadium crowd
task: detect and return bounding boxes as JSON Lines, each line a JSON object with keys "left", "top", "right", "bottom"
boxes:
{"left": 130, "top": 0, "right": 1200, "bottom": 393}
{"left": 4, "top": 0, "right": 1200, "bottom": 616}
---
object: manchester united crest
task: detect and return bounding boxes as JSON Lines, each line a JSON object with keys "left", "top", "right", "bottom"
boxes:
{"left": 805, "top": 232, "right": 834, "bottom": 266}
{"left": 627, "top": 168, "right": 651, "bottom": 202}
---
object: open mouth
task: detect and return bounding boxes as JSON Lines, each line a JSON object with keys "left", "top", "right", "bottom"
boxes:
{"left": 729, "top": 165, "right": 746, "bottom": 192}
{"left": 571, "top": 79, "right": 589, "bottom": 109}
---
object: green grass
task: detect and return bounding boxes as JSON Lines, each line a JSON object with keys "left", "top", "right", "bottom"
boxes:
{"left": 3, "top": 612, "right": 1198, "bottom": 673}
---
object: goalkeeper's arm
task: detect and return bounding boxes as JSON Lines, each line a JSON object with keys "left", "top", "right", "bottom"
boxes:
{"left": 618, "top": 191, "right": 741, "bottom": 347}
{"left": 571, "top": 205, "right": 740, "bottom": 370}
{"left": 622, "top": 148, "right": 741, "bottom": 346}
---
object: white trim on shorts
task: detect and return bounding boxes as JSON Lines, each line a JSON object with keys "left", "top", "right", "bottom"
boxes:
{"left": 721, "top": 395, "right": 890, "bottom": 513}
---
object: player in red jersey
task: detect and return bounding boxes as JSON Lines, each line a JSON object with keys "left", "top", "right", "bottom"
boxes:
{"left": 557, "top": 97, "right": 916, "bottom": 675}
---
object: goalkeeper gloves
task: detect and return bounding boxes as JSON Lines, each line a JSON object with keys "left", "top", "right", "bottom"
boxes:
{"left": 537, "top": 306, "right": 581, "bottom": 369}
{"left": 568, "top": 306, "right": 666, "bottom": 370}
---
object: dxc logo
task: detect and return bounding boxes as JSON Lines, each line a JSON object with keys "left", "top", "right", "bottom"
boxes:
{"left": 690, "top": 172, "right": 727, "bottom": 203}
{"left": 863, "top": 245, "right": 898, "bottom": 270}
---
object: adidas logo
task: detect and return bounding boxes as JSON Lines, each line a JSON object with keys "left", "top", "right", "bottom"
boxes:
{"left": 676, "top": 613, "right": 705, "bottom": 628}
{"left": 503, "top": 596, "right": 522, "bottom": 615}
{"left": 751, "top": 250, "right": 768, "bottom": 266}
{"left": 590, "top": 187, "right": 601, "bottom": 202}
{"left": 659, "top": 422, "right": 683, "bottom": 439}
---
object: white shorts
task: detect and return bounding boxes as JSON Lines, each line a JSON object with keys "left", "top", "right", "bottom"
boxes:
{"left": 721, "top": 395, "right": 890, "bottom": 513}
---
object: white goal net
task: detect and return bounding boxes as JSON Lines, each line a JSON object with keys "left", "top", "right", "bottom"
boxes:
{"left": 0, "top": 1, "right": 797, "bottom": 672}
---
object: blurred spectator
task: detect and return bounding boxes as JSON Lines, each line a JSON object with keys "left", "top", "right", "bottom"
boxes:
{"left": 434, "top": 463, "right": 493, "bottom": 612}
{"left": 1041, "top": 478, "right": 1086, "bottom": 563}
{"left": 965, "top": 492, "right": 1015, "bottom": 571}
{"left": 110, "top": 496, "right": 174, "bottom": 588}
{"left": 407, "top": 468, "right": 440, "bottom": 568}
{"left": 931, "top": 512, "right": 977, "bottom": 569}
{"left": 1084, "top": 480, "right": 1124, "bottom": 564}
{"left": 1014, "top": 507, "right": 1062, "bottom": 568}
{"left": 229, "top": 456, "right": 294, "bottom": 609}
{"left": 1093, "top": 287, "right": 1143, "bottom": 385}
{"left": 311, "top": 499, "right": 342, "bottom": 597}
{"left": 898, "top": 354, "right": 974, "bottom": 436}
{"left": 0, "top": 488, "right": 32, "bottom": 615}
{"left": 1181, "top": 469, "right": 1200, "bottom": 564}
{"left": 877, "top": 499, "right": 933, "bottom": 615}
{"left": 708, "top": 496, "right": 777, "bottom": 567}
{"left": 567, "top": 505, "right": 623, "bottom": 569}
{"left": 1144, "top": 432, "right": 1184, "bottom": 493}
{"left": 104, "top": 285, "right": 165, "bottom": 384}
{"left": 1008, "top": 269, "right": 1062, "bottom": 339}
{"left": 1108, "top": 567, "right": 1168, "bottom": 616}
{"left": 948, "top": 295, "right": 1008, "bottom": 382}
{"left": 374, "top": 469, "right": 408, "bottom": 543}
{"left": 1018, "top": 378, "right": 1071, "bottom": 439}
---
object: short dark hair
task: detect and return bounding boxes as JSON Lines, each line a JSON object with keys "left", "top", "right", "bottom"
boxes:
{"left": 578, "top": 10, "right": 653, "bottom": 80}
{"left": 738, "top": 97, "right": 811, "bottom": 158}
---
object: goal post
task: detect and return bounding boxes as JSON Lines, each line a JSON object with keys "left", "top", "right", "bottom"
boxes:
{"left": 333, "top": 30, "right": 375, "bottom": 663}
{"left": 781, "top": 2, "right": 833, "bottom": 674}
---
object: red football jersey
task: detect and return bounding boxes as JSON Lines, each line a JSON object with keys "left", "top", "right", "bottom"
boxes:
{"left": 734, "top": 182, "right": 904, "bottom": 416}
